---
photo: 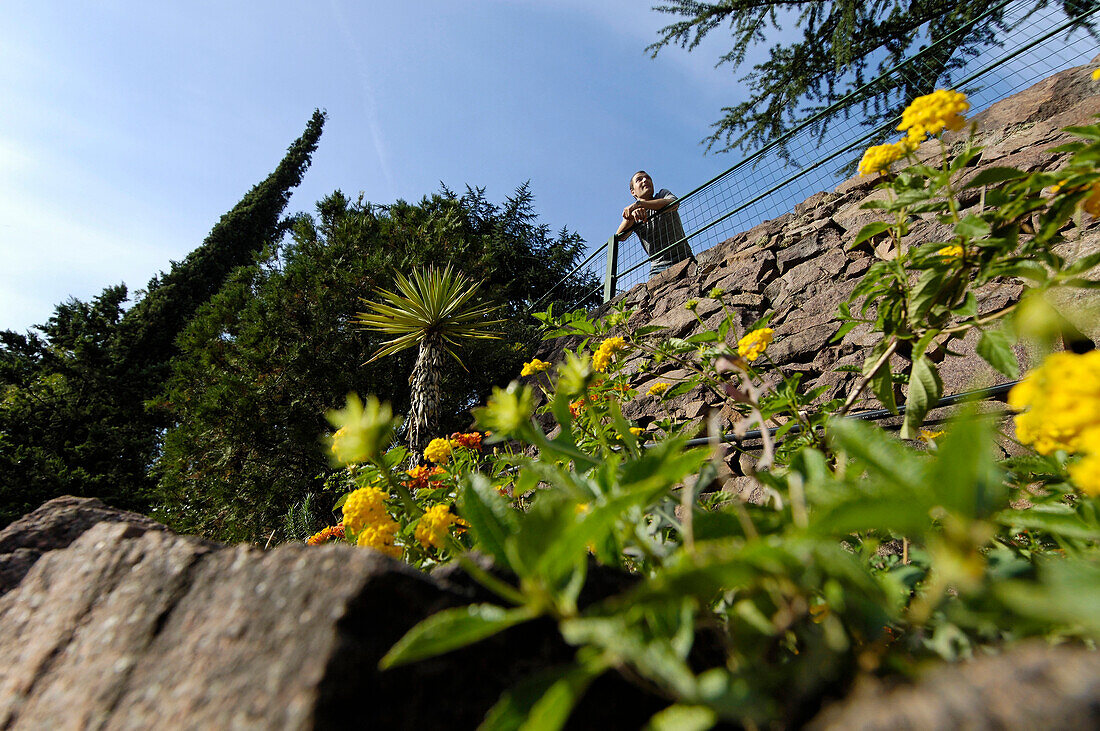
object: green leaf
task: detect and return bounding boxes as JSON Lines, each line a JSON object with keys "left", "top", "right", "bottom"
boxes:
{"left": 900, "top": 355, "right": 941, "bottom": 440}
{"left": 560, "top": 615, "right": 699, "bottom": 698}
{"left": 518, "top": 666, "right": 601, "bottom": 731}
{"left": 665, "top": 382, "right": 696, "bottom": 399}
{"left": 459, "top": 473, "right": 519, "bottom": 565}
{"left": 988, "top": 259, "right": 1049, "bottom": 284}
{"left": 480, "top": 664, "right": 603, "bottom": 731}
{"left": 646, "top": 705, "right": 718, "bottom": 731}
{"left": 1061, "top": 124, "right": 1100, "bottom": 141}
{"left": 1063, "top": 250, "right": 1100, "bottom": 276}
{"left": 1061, "top": 278, "right": 1100, "bottom": 289}
{"left": 869, "top": 359, "right": 897, "bottom": 415}
{"left": 829, "top": 321, "right": 859, "bottom": 343}
{"left": 380, "top": 603, "right": 534, "bottom": 669}
{"left": 908, "top": 269, "right": 944, "bottom": 320}
{"left": 912, "top": 328, "right": 940, "bottom": 361}
{"left": 965, "top": 167, "right": 1028, "bottom": 187}
{"left": 827, "top": 417, "right": 925, "bottom": 491}
{"left": 927, "top": 415, "right": 1003, "bottom": 518}
{"left": 954, "top": 214, "right": 990, "bottom": 239}
{"left": 951, "top": 292, "right": 978, "bottom": 320}
{"left": 685, "top": 331, "right": 720, "bottom": 344}
{"left": 995, "top": 508, "right": 1100, "bottom": 541}
{"left": 976, "top": 328, "right": 1019, "bottom": 378}
{"left": 852, "top": 221, "right": 892, "bottom": 248}
{"left": 813, "top": 496, "right": 932, "bottom": 539}
{"left": 746, "top": 311, "right": 774, "bottom": 332}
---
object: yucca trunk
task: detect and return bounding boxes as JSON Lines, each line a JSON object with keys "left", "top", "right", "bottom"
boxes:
{"left": 407, "top": 332, "right": 444, "bottom": 454}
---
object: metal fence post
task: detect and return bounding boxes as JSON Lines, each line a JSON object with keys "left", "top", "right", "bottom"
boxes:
{"left": 602, "top": 235, "right": 619, "bottom": 303}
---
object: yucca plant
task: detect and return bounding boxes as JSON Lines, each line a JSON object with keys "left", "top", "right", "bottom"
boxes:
{"left": 353, "top": 265, "right": 503, "bottom": 455}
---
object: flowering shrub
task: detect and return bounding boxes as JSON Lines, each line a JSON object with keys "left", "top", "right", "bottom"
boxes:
{"left": 313, "top": 93, "right": 1100, "bottom": 729}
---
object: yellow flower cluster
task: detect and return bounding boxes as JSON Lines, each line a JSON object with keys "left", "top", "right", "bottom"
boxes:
{"left": 592, "top": 337, "right": 627, "bottom": 372}
{"left": 858, "top": 141, "right": 907, "bottom": 176}
{"left": 1010, "top": 351, "right": 1100, "bottom": 496}
{"left": 918, "top": 428, "right": 945, "bottom": 444}
{"left": 737, "top": 328, "right": 774, "bottom": 362}
{"left": 356, "top": 521, "right": 401, "bottom": 558}
{"left": 647, "top": 382, "right": 670, "bottom": 397}
{"left": 1093, "top": 68, "right": 1100, "bottom": 81}
{"left": 342, "top": 486, "right": 403, "bottom": 557}
{"left": 936, "top": 245, "right": 965, "bottom": 259}
{"left": 898, "top": 89, "right": 969, "bottom": 142}
{"left": 521, "top": 358, "right": 551, "bottom": 376}
{"left": 1069, "top": 428, "right": 1100, "bottom": 497}
{"left": 424, "top": 437, "right": 453, "bottom": 464}
{"left": 414, "top": 504, "right": 467, "bottom": 549}
{"left": 1009, "top": 352, "right": 1100, "bottom": 454}
{"left": 342, "top": 486, "right": 390, "bottom": 533}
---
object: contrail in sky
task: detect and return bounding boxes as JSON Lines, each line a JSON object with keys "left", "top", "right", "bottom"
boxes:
{"left": 328, "top": 0, "right": 398, "bottom": 198}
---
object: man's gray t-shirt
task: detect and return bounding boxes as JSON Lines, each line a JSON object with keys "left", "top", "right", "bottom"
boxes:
{"left": 632, "top": 189, "right": 693, "bottom": 274}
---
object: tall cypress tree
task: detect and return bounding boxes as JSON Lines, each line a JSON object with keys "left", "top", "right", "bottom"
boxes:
{"left": 0, "top": 111, "right": 326, "bottom": 526}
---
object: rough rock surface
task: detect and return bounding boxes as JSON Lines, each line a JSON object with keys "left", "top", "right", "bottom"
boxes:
{"left": 0, "top": 497, "right": 660, "bottom": 729}
{"left": 536, "top": 60, "right": 1100, "bottom": 446}
{"left": 809, "top": 642, "right": 1100, "bottom": 730}
{"left": 0, "top": 496, "right": 167, "bottom": 597}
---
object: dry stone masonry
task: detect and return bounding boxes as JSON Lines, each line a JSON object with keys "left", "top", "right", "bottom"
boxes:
{"left": 563, "top": 60, "right": 1100, "bottom": 439}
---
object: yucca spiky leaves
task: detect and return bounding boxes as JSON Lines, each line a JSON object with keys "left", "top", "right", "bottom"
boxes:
{"left": 354, "top": 265, "right": 503, "bottom": 368}
{"left": 354, "top": 265, "right": 503, "bottom": 453}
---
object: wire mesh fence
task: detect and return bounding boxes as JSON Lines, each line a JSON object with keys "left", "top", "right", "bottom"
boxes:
{"left": 538, "top": 0, "right": 1099, "bottom": 313}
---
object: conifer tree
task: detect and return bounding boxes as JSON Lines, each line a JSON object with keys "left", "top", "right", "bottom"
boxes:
{"left": 0, "top": 111, "right": 326, "bottom": 526}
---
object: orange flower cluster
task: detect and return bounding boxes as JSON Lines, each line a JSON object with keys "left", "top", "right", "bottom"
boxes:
{"left": 406, "top": 464, "right": 446, "bottom": 491}
{"left": 450, "top": 431, "right": 483, "bottom": 450}
{"left": 306, "top": 523, "right": 345, "bottom": 545}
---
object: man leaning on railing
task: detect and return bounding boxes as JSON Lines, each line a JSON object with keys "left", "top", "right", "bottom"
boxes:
{"left": 615, "top": 170, "right": 694, "bottom": 276}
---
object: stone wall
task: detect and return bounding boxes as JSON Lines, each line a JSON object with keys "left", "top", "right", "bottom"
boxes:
{"left": 545, "top": 59, "right": 1100, "bottom": 437}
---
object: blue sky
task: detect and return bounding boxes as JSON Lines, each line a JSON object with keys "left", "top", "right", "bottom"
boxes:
{"left": 1, "top": 1, "right": 760, "bottom": 333}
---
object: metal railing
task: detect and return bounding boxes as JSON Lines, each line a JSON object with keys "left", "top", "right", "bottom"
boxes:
{"left": 534, "top": 0, "right": 1099, "bottom": 311}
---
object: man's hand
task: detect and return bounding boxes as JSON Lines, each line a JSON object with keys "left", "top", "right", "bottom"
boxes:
{"left": 623, "top": 202, "right": 647, "bottom": 222}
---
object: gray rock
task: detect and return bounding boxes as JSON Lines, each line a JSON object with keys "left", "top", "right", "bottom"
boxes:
{"left": 0, "top": 502, "right": 663, "bottom": 730}
{"left": 0, "top": 496, "right": 166, "bottom": 597}
{"left": 809, "top": 643, "right": 1100, "bottom": 731}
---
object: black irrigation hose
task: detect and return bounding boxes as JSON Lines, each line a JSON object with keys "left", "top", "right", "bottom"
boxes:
{"left": 674, "top": 380, "right": 1020, "bottom": 448}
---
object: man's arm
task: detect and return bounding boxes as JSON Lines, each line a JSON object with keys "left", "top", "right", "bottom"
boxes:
{"left": 615, "top": 214, "right": 635, "bottom": 239}
{"left": 624, "top": 192, "right": 678, "bottom": 218}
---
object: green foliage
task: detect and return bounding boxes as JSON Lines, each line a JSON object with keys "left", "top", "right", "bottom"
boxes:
{"left": 837, "top": 122, "right": 1100, "bottom": 437}
{"left": 154, "top": 186, "right": 599, "bottom": 542}
{"left": 0, "top": 111, "right": 325, "bottom": 527}
{"left": 646, "top": 1, "right": 1095, "bottom": 156}
{"left": 336, "top": 117, "right": 1100, "bottom": 729}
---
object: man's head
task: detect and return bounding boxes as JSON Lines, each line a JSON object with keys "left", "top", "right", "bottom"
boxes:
{"left": 629, "top": 170, "right": 654, "bottom": 200}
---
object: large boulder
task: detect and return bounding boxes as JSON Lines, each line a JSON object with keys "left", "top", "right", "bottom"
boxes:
{"left": 0, "top": 497, "right": 660, "bottom": 729}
